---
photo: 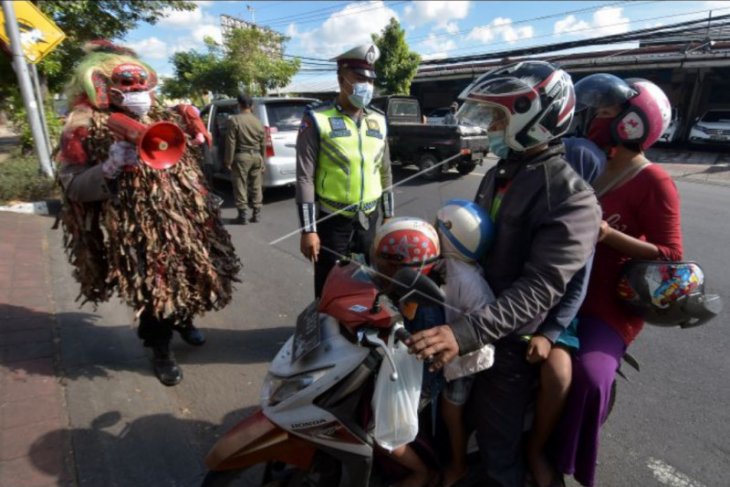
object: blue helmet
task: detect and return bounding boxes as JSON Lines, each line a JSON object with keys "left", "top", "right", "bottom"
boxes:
{"left": 436, "top": 199, "right": 494, "bottom": 262}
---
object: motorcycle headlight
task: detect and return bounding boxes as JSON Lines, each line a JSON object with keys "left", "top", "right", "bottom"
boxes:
{"left": 261, "top": 369, "right": 329, "bottom": 406}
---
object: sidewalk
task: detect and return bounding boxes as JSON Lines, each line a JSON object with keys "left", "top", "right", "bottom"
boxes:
{"left": 0, "top": 212, "right": 75, "bottom": 487}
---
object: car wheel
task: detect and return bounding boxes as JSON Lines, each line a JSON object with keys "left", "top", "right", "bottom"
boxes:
{"left": 418, "top": 153, "right": 442, "bottom": 181}
{"left": 456, "top": 161, "right": 477, "bottom": 176}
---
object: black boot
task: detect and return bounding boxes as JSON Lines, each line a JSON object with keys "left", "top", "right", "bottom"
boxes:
{"left": 177, "top": 323, "right": 206, "bottom": 346}
{"left": 251, "top": 207, "right": 261, "bottom": 223}
{"left": 151, "top": 343, "right": 183, "bottom": 386}
{"left": 235, "top": 209, "right": 248, "bottom": 225}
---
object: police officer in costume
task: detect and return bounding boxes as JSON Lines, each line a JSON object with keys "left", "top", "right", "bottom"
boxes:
{"left": 296, "top": 44, "right": 395, "bottom": 297}
{"left": 225, "top": 93, "right": 266, "bottom": 225}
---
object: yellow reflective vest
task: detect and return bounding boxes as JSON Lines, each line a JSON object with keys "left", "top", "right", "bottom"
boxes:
{"left": 311, "top": 106, "right": 387, "bottom": 216}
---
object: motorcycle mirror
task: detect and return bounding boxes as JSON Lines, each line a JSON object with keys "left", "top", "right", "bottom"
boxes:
{"left": 389, "top": 267, "right": 445, "bottom": 307}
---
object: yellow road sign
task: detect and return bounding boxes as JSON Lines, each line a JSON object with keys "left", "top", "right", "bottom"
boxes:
{"left": 0, "top": 0, "right": 65, "bottom": 63}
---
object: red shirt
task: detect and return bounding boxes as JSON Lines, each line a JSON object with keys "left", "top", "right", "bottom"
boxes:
{"left": 581, "top": 163, "right": 683, "bottom": 344}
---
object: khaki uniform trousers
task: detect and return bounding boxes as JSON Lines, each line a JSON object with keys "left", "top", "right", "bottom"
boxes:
{"left": 232, "top": 153, "right": 263, "bottom": 211}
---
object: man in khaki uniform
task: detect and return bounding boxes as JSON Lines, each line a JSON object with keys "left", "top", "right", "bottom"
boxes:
{"left": 225, "top": 93, "right": 265, "bottom": 224}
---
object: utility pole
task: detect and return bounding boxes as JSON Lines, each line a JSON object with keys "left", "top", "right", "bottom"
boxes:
{"left": 1, "top": 0, "right": 54, "bottom": 178}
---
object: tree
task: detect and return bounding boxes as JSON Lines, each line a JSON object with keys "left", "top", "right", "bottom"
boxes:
{"left": 371, "top": 18, "right": 421, "bottom": 95}
{"left": 224, "top": 27, "right": 300, "bottom": 96}
{"left": 161, "top": 39, "right": 238, "bottom": 104}
{"left": 162, "top": 27, "right": 301, "bottom": 100}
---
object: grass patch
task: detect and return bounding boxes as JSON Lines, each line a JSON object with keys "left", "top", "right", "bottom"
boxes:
{"left": 0, "top": 149, "right": 59, "bottom": 204}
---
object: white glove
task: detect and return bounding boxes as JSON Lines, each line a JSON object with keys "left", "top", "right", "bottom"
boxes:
{"left": 192, "top": 132, "right": 206, "bottom": 146}
{"left": 102, "top": 141, "right": 138, "bottom": 179}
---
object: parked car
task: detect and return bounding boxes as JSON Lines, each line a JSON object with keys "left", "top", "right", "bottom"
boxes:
{"left": 200, "top": 96, "right": 319, "bottom": 188}
{"left": 659, "top": 107, "right": 681, "bottom": 144}
{"left": 688, "top": 109, "right": 730, "bottom": 145}
{"left": 371, "top": 96, "right": 489, "bottom": 180}
{"left": 426, "top": 106, "right": 451, "bottom": 125}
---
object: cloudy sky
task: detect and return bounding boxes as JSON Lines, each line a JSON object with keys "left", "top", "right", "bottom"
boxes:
{"left": 124, "top": 0, "right": 730, "bottom": 91}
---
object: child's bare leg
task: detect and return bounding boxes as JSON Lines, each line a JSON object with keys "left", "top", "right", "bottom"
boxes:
{"left": 440, "top": 395, "right": 468, "bottom": 487}
{"left": 527, "top": 346, "right": 572, "bottom": 487}
{"left": 388, "top": 444, "right": 431, "bottom": 487}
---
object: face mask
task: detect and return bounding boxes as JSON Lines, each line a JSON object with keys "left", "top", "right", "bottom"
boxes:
{"left": 487, "top": 130, "right": 510, "bottom": 159}
{"left": 345, "top": 79, "right": 373, "bottom": 108}
{"left": 587, "top": 117, "right": 615, "bottom": 149}
{"left": 121, "top": 91, "right": 152, "bottom": 117}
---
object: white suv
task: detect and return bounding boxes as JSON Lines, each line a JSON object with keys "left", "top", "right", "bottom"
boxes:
{"left": 688, "top": 109, "right": 730, "bottom": 145}
{"left": 201, "top": 96, "right": 319, "bottom": 188}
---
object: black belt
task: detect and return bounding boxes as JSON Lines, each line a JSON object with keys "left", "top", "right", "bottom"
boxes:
{"left": 236, "top": 148, "right": 259, "bottom": 154}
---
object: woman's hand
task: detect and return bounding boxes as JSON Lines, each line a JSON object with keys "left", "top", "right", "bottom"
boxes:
{"left": 598, "top": 220, "right": 612, "bottom": 242}
{"left": 525, "top": 335, "right": 552, "bottom": 364}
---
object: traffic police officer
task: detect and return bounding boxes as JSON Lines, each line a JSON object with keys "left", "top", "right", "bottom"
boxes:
{"left": 295, "top": 43, "right": 395, "bottom": 297}
{"left": 225, "top": 93, "right": 266, "bottom": 225}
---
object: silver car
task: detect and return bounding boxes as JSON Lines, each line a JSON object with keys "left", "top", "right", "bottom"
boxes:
{"left": 200, "top": 96, "right": 319, "bottom": 188}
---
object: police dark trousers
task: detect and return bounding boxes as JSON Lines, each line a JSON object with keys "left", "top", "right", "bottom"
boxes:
{"left": 465, "top": 339, "right": 538, "bottom": 487}
{"left": 314, "top": 208, "right": 379, "bottom": 298}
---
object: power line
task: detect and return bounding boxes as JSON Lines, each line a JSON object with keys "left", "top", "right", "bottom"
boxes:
{"left": 419, "top": 6, "right": 730, "bottom": 64}
{"left": 261, "top": 1, "right": 406, "bottom": 28}
{"left": 420, "top": 13, "right": 730, "bottom": 71}
{"left": 406, "top": 0, "right": 648, "bottom": 48}
{"left": 281, "top": 1, "right": 651, "bottom": 66}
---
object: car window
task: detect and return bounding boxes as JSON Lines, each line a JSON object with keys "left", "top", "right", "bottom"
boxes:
{"left": 265, "top": 102, "right": 312, "bottom": 131}
{"left": 429, "top": 108, "right": 449, "bottom": 117}
{"left": 389, "top": 100, "right": 419, "bottom": 117}
{"left": 214, "top": 104, "right": 239, "bottom": 135}
{"left": 701, "top": 110, "right": 730, "bottom": 123}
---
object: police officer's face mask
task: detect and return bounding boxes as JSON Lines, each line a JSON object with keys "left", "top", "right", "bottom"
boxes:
{"left": 343, "top": 77, "right": 373, "bottom": 108}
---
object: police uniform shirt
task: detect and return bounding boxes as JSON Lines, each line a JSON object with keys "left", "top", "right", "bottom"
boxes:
{"left": 295, "top": 101, "right": 394, "bottom": 232}
{"left": 224, "top": 112, "right": 266, "bottom": 168}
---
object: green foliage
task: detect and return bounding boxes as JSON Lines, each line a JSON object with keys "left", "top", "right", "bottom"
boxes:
{"left": 161, "top": 39, "right": 239, "bottom": 102}
{"left": 372, "top": 18, "right": 421, "bottom": 95}
{"left": 163, "top": 28, "right": 301, "bottom": 100}
{"left": 0, "top": 149, "right": 58, "bottom": 204}
{"left": 7, "top": 93, "right": 63, "bottom": 154}
{"left": 224, "top": 28, "right": 301, "bottom": 96}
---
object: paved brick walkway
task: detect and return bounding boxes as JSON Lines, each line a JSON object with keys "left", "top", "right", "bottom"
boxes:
{"left": 0, "top": 212, "right": 75, "bottom": 487}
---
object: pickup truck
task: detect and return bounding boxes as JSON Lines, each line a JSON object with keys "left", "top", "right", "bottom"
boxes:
{"left": 371, "top": 96, "right": 489, "bottom": 180}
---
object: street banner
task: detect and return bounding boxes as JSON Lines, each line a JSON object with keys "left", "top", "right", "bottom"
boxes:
{"left": 0, "top": 0, "right": 65, "bottom": 63}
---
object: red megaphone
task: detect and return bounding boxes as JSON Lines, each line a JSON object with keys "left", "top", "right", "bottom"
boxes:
{"left": 107, "top": 113, "right": 186, "bottom": 170}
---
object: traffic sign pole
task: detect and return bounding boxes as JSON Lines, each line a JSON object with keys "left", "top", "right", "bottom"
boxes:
{"left": 1, "top": 0, "right": 54, "bottom": 178}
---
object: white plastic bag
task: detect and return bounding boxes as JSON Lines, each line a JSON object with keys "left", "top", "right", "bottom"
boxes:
{"left": 371, "top": 328, "right": 423, "bottom": 451}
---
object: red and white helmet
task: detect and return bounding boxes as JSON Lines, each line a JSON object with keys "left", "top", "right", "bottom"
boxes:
{"left": 372, "top": 217, "right": 440, "bottom": 278}
{"left": 575, "top": 74, "right": 671, "bottom": 150}
{"left": 457, "top": 60, "right": 576, "bottom": 152}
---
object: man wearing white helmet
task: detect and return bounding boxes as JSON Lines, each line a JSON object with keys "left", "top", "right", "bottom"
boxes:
{"left": 407, "top": 61, "right": 602, "bottom": 486}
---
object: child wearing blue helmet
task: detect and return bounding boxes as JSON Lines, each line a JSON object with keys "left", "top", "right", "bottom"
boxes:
{"left": 434, "top": 198, "right": 496, "bottom": 487}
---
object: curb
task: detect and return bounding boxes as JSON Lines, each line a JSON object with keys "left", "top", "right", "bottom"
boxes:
{"left": 0, "top": 200, "right": 60, "bottom": 216}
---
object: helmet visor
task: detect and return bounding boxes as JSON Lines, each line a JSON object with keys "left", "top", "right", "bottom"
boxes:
{"left": 574, "top": 73, "right": 637, "bottom": 111}
{"left": 456, "top": 100, "right": 508, "bottom": 130}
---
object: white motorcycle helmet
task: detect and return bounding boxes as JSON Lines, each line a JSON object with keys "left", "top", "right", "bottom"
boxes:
{"left": 457, "top": 60, "right": 576, "bottom": 154}
{"left": 436, "top": 199, "right": 494, "bottom": 263}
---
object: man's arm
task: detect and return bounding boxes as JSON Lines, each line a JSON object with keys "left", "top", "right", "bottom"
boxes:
{"left": 295, "top": 112, "right": 319, "bottom": 232}
{"left": 57, "top": 126, "right": 114, "bottom": 203}
{"left": 224, "top": 117, "right": 236, "bottom": 168}
{"left": 537, "top": 257, "right": 593, "bottom": 343}
{"left": 450, "top": 190, "right": 601, "bottom": 354}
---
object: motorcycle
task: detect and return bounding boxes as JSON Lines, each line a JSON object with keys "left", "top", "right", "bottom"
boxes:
{"left": 201, "top": 259, "right": 445, "bottom": 487}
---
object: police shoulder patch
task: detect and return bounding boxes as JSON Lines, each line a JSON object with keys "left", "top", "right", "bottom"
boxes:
{"left": 328, "top": 117, "right": 347, "bottom": 131}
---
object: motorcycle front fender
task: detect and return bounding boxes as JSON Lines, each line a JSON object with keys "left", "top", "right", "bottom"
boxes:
{"left": 205, "top": 408, "right": 316, "bottom": 472}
